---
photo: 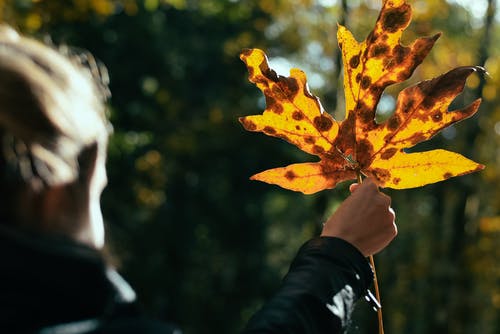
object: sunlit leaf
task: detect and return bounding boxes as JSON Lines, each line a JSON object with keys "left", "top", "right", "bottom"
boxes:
{"left": 240, "top": 0, "right": 485, "bottom": 194}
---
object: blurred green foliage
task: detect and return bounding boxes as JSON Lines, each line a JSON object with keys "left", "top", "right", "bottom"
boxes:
{"left": 1, "top": 0, "right": 499, "bottom": 333}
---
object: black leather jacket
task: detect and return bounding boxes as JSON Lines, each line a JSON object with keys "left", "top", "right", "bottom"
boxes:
{"left": 242, "top": 237, "right": 374, "bottom": 333}
{"left": 0, "top": 226, "right": 178, "bottom": 334}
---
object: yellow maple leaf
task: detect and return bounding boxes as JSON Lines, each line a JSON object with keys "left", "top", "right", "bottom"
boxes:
{"left": 239, "top": 0, "right": 484, "bottom": 194}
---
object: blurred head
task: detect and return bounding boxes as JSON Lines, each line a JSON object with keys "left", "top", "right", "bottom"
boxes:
{"left": 0, "top": 26, "right": 111, "bottom": 248}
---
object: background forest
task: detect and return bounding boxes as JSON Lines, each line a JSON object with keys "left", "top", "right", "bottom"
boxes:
{"left": 1, "top": 0, "right": 499, "bottom": 333}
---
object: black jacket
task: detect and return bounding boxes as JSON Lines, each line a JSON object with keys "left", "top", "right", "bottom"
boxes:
{"left": 0, "top": 226, "right": 178, "bottom": 334}
{"left": 0, "top": 226, "right": 372, "bottom": 334}
{"left": 242, "top": 237, "right": 374, "bottom": 333}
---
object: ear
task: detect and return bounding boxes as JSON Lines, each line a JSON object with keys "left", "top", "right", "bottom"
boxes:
{"left": 36, "top": 143, "right": 100, "bottom": 237}
{"left": 77, "top": 142, "right": 99, "bottom": 187}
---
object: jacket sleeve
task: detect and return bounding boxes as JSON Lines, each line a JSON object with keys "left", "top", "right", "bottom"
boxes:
{"left": 242, "top": 237, "right": 374, "bottom": 334}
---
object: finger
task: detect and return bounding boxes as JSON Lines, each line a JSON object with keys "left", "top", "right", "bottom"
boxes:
{"left": 349, "top": 183, "right": 359, "bottom": 193}
{"left": 360, "top": 177, "right": 378, "bottom": 192}
{"left": 389, "top": 207, "right": 396, "bottom": 221}
{"left": 380, "top": 192, "right": 392, "bottom": 206}
{"left": 388, "top": 207, "right": 397, "bottom": 237}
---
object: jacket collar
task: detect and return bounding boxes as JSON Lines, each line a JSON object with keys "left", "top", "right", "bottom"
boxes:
{"left": 0, "top": 225, "right": 135, "bottom": 332}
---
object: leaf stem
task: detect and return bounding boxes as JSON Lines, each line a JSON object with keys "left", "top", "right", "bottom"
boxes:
{"left": 356, "top": 172, "right": 363, "bottom": 185}
{"left": 370, "top": 255, "right": 384, "bottom": 334}
{"left": 357, "top": 172, "right": 384, "bottom": 334}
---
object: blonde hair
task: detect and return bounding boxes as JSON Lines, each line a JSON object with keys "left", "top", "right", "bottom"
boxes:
{"left": 0, "top": 26, "right": 111, "bottom": 222}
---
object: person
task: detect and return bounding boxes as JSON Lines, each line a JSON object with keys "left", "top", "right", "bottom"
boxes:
{"left": 0, "top": 26, "right": 396, "bottom": 334}
{"left": 0, "top": 25, "right": 177, "bottom": 334}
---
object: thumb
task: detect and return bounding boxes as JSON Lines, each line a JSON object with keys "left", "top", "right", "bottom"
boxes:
{"left": 349, "top": 183, "right": 360, "bottom": 193}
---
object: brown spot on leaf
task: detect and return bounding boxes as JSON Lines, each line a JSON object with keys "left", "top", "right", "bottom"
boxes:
{"left": 314, "top": 115, "right": 334, "bottom": 132}
{"left": 304, "top": 136, "right": 315, "bottom": 144}
{"left": 357, "top": 138, "right": 373, "bottom": 152}
{"left": 381, "top": 148, "right": 398, "bottom": 160}
{"left": 349, "top": 54, "right": 360, "bottom": 69}
{"left": 408, "top": 133, "right": 426, "bottom": 145}
{"left": 280, "top": 77, "right": 300, "bottom": 98}
{"left": 371, "top": 167, "right": 391, "bottom": 183}
{"left": 401, "top": 98, "right": 415, "bottom": 114}
{"left": 254, "top": 74, "right": 267, "bottom": 83}
{"left": 356, "top": 101, "right": 374, "bottom": 124}
{"left": 266, "top": 96, "right": 276, "bottom": 108}
{"left": 367, "top": 31, "right": 379, "bottom": 44}
{"left": 285, "top": 170, "right": 296, "bottom": 180}
{"left": 240, "top": 118, "right": 257, "bottom": 131}
{"left": 392, "top": 177, "right": 401, "bottom": 185}
{"left": 260, "top": 63, "right": 279, "bottom": 81}
{"left": 383, "top": 57, "right": 395, "bottom": 70}
{"left": 361, "top": 76, "right": 372, "bottom": 89}
{"left": 241, "top": 48, "right": 252, "bottom": 57}
{"left": 247, "top": 66, "right": 254, "bottom": 78}
{"left": 387, "top": 116, "right": 400, "bottom": 130}
{"left": 263, "top": 126, "right": 276, "bottom": 134}
{"left": 272, "top": 104, "right": 284, "bottom": 114}
{"left": 420, "top": 94, "right": 436, "bottom": 110}
{"left": 356, "top": 73, "right": 362, "bottom": 83}
{"left": 338, "top": 42, "right": 343, "bottom": 50}
{"left": 271, "top": 85, "right": 286, "bottom": 100}
{"left": 394, "top": 45, "right": 410, "bottom": 64}
{"left": 371, "top": 43, "right": 390, "bottom": 57}
{"left": 266, "top": 96, "right": 284, "bottom": 114}
{"left": 356, "top": 139, "right": 374, "bottom": 164}
{"left": 334, "top": 115, "right": 355, "bottom": 152}
{"left": 292, "top": 111, "right": 304, "bottom": 121}
{"left": 443, "top": 172, "right": 452, "bottom": 179}
{"left": 432, "top": 112, "right": 442, "bottom": 122}
{"left": 313, "top": 145, "right": 325, "bottom": 154}
{"left": 396, "top": 69, "right": 411, "bottom": 82}
{"left": 382, "top": 6, "right": 411, "bottom": 33}
{"left": 295, "top": 125, "right": 300, "bottom": 130}
{"left": 369, "top": 85, "right": 384, "bottom": 104}
{"left": 276, "top": 134, "right": 291, "bottom": 142}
